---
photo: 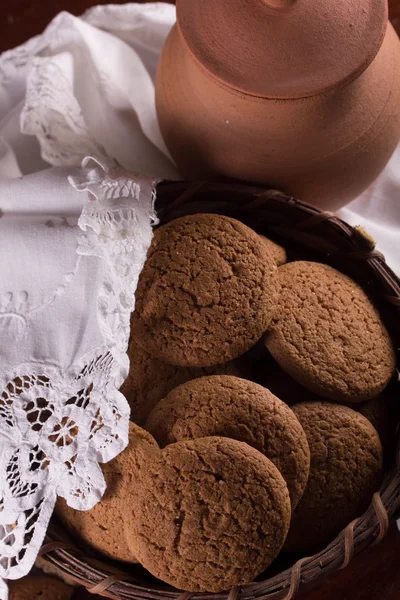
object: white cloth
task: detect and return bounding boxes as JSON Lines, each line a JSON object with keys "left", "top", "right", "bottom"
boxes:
{"left": 0, "top": 1, "right": 399, "bottom": 269}
{"left": 0, "top": 4, "right": 176, "bottom": 594}
{"left": 339, "top": 150, "right": 400, "bottom": 271}
{"left": 0, "top": 3, "right": 178, "bottom": 179}
{"left": 0, "top": 157, "right": 158, "bottom": 591}
{"left": 0, "top": 2, "right": 399, "bottom": 597}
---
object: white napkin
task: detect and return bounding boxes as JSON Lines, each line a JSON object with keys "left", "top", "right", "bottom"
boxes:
{"left": 0, "top": 3, "right": 178, "bottom": 178}
{"left": 0, "top": 2, "right": 399, "bottom": 270}
{"left": 339, "top": 146, "right": 400, "bottom": 271}
{"left": 0, "top": 4, "right": 175, "bottom": 591}
{"left": 0, "top": 3, "right": 399, "bottom": 596}
{"left": 0, "top": 156, "right": 158, "bottom": 592}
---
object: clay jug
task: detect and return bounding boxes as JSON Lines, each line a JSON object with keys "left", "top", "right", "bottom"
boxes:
{"left": 156, "top": 0, "right": 400, "bottom": 210}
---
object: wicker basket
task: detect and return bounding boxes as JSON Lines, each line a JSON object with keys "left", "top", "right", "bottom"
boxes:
{"left": 41, "top": 182, "right": 400, "bottom": 600}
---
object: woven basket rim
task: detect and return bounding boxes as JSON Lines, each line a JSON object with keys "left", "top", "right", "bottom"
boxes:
{"left": 43, "top": 182, "right": 400, "bottom": 600}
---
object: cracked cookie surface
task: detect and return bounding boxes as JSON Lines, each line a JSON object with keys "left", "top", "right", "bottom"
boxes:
{"left": 56, "top": 423, "right": 159, "bottom": 563}
{"left": 265, "top": 261, "right": 396, "bottom": 403}
{"left": 126, "top": 437, "right": 290, "bottom": 592}
{"left": 131, "top": 213, "right": 278, "bottom": 367}
{"left": 258, "top": 234, "right": 287, "bottom": 266}
{"left": 285, "top": 402, "right": 383, "bottom": 552}
{"left": 258, "top": 357, "right": 392, "bottom": 452}
{"left": 146, "top": 375, "right": 310, "bottom": 510}
{"left": 258, "top": 352, "right": 321, "bottom": 406}
{"left": 121, "top": 345, "right": 250, "bottom": 425}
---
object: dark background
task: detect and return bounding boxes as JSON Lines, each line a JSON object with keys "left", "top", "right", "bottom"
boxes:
{"left": 0, "top": 1, "right": 399, "bottom": 53}
{"left": 1, "top": 1, "right": 400, "bottom": 599}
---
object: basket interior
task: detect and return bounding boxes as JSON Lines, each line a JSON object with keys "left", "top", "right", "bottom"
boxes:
{"left": 43, "top": 183, "right": 400, "bottom": 600}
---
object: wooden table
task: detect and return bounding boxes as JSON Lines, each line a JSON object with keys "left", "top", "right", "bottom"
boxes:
{"left": 1, "top": 2, "right": 399, "bottom": 599}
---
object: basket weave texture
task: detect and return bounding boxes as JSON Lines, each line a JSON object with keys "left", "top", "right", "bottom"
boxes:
{"left": 42, "top": 182, "right": 400, "bottom": 600}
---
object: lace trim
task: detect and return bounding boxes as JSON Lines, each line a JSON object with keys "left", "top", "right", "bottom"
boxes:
{"left": 70, "top": 156, "right": 159, "bottom": 350}
{"left": 20, "top": 54, "right": 105, "bottom": 167}
{"left": 0, "top": 157, "right": 158, "bottom": 583}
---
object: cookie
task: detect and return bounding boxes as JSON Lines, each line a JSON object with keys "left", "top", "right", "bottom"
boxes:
{"left": 265, "top": 261, "right": 396, "bottom": 403}
{"left": 126, "top": 437, "right": 290, "bottom": 592}
{"left": 284, "top": 402, "right": 383, "bottom": 552}
{"left": 35, "top": 558, "right": 77, "bottom": 588}
{"left": 258, "top": 352, "right": 320, "bottom": 406}
{"left": 258, "top": 235, "right": 287, "bottom": 266}
{"left": 356, "top": 395, "right": 393, "bottom": 456}
{"left": 146, "top": 375, "right": 310, "bottom": 509}
{"left": 56, "top": 423, "right": 158, "bottom": 563}
{"left": 259, "top": 355, "right": 393, "bottom": 447}
{"left": 258, "top": 350, "right": 394, "bottom": 455}
{"left": 121, "top": 345, "right": 250, "bottom": 425}
{"left": 9, "top": 575, "right": 73, "bottom": 600}
{"left": 131, "top": 213, "right": 278, "bottom": 367}
{"left": 260, "top": 358, "right": 393, "bottom": 447}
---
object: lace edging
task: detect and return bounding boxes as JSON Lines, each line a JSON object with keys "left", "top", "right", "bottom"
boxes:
{"left": 0, "top": 157, "right": 158, "bottom": 583}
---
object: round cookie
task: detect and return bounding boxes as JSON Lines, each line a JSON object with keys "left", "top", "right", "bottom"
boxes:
{"left": 35, "top": 558, "right": 76, "bottom": 588}
{"left": 258, "top": 357, "right": 393, "bottom": 450}
{"left": 146, "top": 375, "right": 310, "bottom": 509}
{"left": 258, "top": 353, "right": 320, "bottom": 406}
{"left": 265, "top": 261, "right": 396, "bottom": 403}
{"left": 356, "top": 395, "right": 393, "bottom": 457}
{"left": 121, "top": 345, "right": 250, "bottom": 425}
{"left": 257, "top": 352, "right": 394, "bottom": 456}
{"left": 356, "top": 396, "right": 389, "bottom": 438}
{"left": 56, "top": 423, "right": 158, "bottom": 563}
{"left": 126, "top": 437, "right": 291, "bottom": 592}
{"left": 258, "top": 234, "right": 287, "bottom": 266}
{"left": 284, "top": 402, "right": 383, "bottom": 552}
{"left": 9, "top": 576, "right": 73, "bottom": 600}
{"left": 131, "top": 213, "right": 278, "bottom": 367}
{"left": 260, "top": 361, "right": 393, "bottom": 449}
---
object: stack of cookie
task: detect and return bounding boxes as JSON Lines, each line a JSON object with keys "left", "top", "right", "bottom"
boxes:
{"left": 56, "top": 213, "right": 397, "bottom": 593}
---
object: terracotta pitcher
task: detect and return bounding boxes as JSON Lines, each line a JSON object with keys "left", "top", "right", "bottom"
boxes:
{"left": 156, "top": 0, "right": 400, "bottom": 210}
